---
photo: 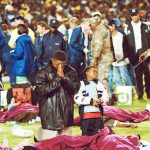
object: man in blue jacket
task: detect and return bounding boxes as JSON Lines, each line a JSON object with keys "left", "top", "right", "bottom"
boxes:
{"left": 69, "top": 19, "right": 91, "bottom": 79}
{"left": 40, "top": 19, "right": 68, "bottom": 66}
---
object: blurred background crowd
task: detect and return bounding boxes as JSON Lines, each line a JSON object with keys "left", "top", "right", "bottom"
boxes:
{"left": 0, "top": 0, "right": 150, "bottom": 32}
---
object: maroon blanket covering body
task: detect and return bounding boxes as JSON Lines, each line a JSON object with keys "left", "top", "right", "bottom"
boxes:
{"left": 31, "top": 127, "right": 139, "bottom": 150}
{"left": 74, "top": 106, "right": 150, "bottom": 125}
{"left": 104, "top": 106, "right": 150, "bottom": 122}
{"left": 0, "top": 105, "right": 39, "bottom": 122}
{"left": 0, "top": 105, "right": 150, "bottom": 123}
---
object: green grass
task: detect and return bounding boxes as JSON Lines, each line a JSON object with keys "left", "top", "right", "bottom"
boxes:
{"left": 0, "top": 82, "right": 150, "bottom": 148}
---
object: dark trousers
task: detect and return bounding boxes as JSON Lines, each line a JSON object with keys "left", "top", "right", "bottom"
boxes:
{"left": 81, "top": 117, "right": 104, "bottom": 136}
{"left": 134, "top": 63, "right": 150, "bottom": 98}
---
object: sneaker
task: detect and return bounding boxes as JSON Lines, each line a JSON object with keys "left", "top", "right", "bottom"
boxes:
{"left": 146, "top": 104, "right": 150, "bottom": 112}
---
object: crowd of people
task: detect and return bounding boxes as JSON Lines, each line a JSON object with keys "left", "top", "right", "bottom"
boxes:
{"left": 0, "top": 0, "right": 150, "bottom": 147}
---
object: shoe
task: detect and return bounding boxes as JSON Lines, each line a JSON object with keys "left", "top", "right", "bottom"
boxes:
{"left": 146, "top": 104, "right": 150, "bottom": 112}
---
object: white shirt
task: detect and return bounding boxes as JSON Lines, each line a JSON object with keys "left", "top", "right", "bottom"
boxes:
{"left": 68, "top": 28, "right": 73, "bottom": 43}
{"left": 83, "top": 32, "right": 89, "bottom": 48}
{"left": 131, "top": 21, "right": 142, "bottom": 53}
{"left": 112, "top": 31, "right": 128, "bottom": 66}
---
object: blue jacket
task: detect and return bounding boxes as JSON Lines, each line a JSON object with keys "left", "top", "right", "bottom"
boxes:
{"left": 41, "top": 31, "right": 67, "bottom": 63}
{"left": 10, "top": 34, "right": 35, "bottom": 75}
{"left": 69, "top": 26, "right": 85, "bottom": 65}
{"left": 0, "top": 28, "right": 13, "bottom": 63}
{"left": 0, "top": 27, "right": 5, "bottom": 60}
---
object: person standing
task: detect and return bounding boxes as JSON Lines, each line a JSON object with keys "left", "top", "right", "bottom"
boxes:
{"left": 8, "top": 15, "right": 35, "bottom": 48}
{"left": 35, "top": 50, "right": 80, "bottom": 141}
{"left": 90, "top": 17, "right": 114, "bottom": 96}
{"left": 1, "top": 24, "right": 16, "bottom": 85}
{"left": 74, "top": 66, "right": 109, "bottom": 136}
{"left": 40, "top": 19, "right": 68, "bottom": 66}
{"left": 10, "top": 24, "right": 35, "bottom": 84}
{"left": 108, "top": 20, "right": 132, "bottom": 92}
{"left": 36, "top": 21, "right": 49, "bottom": 68}
{"left": 69, "top": 19, "right": 91, "bottom": 79}
{"left": 66, "top": 17, "right": 79, "bottom": 44}
{"left": 125, "top": 8, "right": 150, "bottom": 99}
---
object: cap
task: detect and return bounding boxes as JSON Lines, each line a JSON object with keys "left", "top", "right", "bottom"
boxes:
{"left": 129, "top": 8, "right": 139, "bottom": 16}
{"left": 15, "top": 15, "right": 25, "bottom": 21}
{"left": 53, "top": 50, "right": 66, "bottom": 61}
{"left": 92, "top": 12, "right": 102, "bottom": 18}
{"left": 69, "top": 17, "right": 78, "bottom": 23}
{"left": 49, "top": 19, "right": 59, "bottom": 28}
{"left": 89, "top": 17, "right": 101, "bottom": 24}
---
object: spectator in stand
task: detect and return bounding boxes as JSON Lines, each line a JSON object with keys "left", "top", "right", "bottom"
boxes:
{"left": 8, "top": 15, "right": 35, "bottom": 48}
{"left": 10, "top": 24, "right": 35, "bottom": 84}
{"left": 40, "top": 19, "right": 68, "bottom": 66}
{"left": 125, "top": 8, "right": 150, "bottom": 99}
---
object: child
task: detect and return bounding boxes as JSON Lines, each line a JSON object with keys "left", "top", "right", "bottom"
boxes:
{"left": 74, "top": 66, "right": 109, "bottom": 136}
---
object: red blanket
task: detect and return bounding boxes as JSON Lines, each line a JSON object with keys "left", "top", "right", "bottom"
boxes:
{"left": 74, "top": 106, "right": 150, "bottom": 125}
{"left": 28, "top": 127, "right": 139, "bottom": 150}
{"left": 104, "top": 106, "right": 150, "bottom": 122}
{"left": 0, "top": 105, "right": 149, "bottom": 123}
{"left": 0, "top": 105, "right": 39, "bottom": 123}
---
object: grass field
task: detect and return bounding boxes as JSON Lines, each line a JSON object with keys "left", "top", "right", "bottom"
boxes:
{"left": 0, "top": 83, "right": 150, "bottom": 148}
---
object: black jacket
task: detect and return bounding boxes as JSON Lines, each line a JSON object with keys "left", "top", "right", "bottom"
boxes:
{"left": 35, "top": 62, "right": 80, "bottom": 130}
{"left": 126, "top": 22, "right": 150, "bottom": 65}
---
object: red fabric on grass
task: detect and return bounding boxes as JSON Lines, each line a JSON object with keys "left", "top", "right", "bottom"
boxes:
{"left": 74, "top": 106, "right": 150, "bottom": 125}
{"left": 31, "top": 127, "right": 139, "bottom": 150}
{"left": 0, "top": 105, "right": 39, "bottom": 123}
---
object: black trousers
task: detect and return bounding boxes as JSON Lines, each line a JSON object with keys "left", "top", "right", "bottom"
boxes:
{"left": 81, "top": 117, "right": 104, "bottom": 136}
{"left": 134, "top": 62, "right": 150, "bottom": 98}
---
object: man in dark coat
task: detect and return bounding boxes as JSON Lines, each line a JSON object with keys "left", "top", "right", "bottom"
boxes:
{"left": 125, "top": 8, "right": 150, "bottom": 99}
{"left": 35, "top": 50, "right": 80, "bottom": 141}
